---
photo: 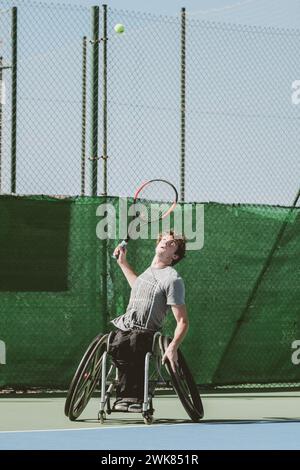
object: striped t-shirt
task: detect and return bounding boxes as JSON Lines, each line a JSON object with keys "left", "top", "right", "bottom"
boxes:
{"left": 111, "top": 266, "right": 185, "bottom": 332}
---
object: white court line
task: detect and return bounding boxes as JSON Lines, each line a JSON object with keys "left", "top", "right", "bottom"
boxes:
{"left": 0, "top": 422, "right": 196, "bottom": 434}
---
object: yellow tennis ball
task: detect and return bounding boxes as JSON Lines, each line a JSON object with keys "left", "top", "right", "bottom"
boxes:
{"left": 114, "top": 23, "right": 125, "bottom": 34}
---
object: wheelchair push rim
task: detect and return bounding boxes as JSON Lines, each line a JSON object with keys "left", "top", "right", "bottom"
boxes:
{"left": 65, "top": 333, "right": 108, "bottom": 421}
{"left": 159, "top": 336, "right": 204, "bottom": 422}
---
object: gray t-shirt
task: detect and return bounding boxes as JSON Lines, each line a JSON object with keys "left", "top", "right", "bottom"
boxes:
{"left": 111, "top": 266, "right": 185, "bottom": 332}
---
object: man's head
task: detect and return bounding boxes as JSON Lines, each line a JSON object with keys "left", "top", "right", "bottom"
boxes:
{"left": 155, "top": 230, "right": 186, "bottom": 266}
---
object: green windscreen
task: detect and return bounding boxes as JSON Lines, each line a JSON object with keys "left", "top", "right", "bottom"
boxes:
{"left": 0, "top": 195, "right": 299, "bottom": 391}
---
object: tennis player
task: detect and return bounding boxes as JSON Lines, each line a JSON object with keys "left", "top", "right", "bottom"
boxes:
{"left": 110, "top": 230, "right": 187, "bottom": 412}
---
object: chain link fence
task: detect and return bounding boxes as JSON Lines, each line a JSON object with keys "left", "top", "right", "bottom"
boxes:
{"left": 186, "top": 20, "right": 300, "bottom": 205}
{"left": 0, "top": 2, "right": 300, "bottom": 392}
{"left": 0, "top": 2, "right": 299, "bottom": 203}
{"left": 0, "top": 2, "right": 91, "bottom": 195}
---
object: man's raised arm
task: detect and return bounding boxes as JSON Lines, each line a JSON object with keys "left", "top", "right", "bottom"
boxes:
{"left": 113, "top": 244, "right": 138, "bottom": 288}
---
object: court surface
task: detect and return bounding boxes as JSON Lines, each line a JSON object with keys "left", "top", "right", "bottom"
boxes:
{"left": 0, "top": 392, "right": 299, "bottom": 450}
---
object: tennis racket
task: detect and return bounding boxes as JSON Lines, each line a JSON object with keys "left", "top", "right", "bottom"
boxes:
{"left": 113, "top": 179, "right": 178, "bottom": 259}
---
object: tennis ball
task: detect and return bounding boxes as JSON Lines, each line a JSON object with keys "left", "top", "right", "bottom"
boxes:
{"left": 114, "top": 23, "right": 125, "bottom": 34}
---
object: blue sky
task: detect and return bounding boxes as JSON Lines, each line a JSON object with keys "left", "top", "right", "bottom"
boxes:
{"left": 34, "top": 0, "right": 300, "bottom": 28}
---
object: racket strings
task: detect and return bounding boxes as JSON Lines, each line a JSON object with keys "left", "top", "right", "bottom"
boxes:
{"left": 137, "top": 181, "right": 177, "bottom": 204}
{"left": 134, "top": 180, "right": 177, "bottom": 222}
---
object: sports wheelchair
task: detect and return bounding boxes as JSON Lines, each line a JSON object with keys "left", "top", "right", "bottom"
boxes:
{"left": 64, "top": 331, "right": 204, "bottom": 425}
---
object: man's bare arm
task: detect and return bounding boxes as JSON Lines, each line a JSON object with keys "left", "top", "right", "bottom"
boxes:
{"left": 113, "top": 244, "right": 138, "bottom": 288}
{"left": 162, "top": 304, "right": 189, "bottom": 372}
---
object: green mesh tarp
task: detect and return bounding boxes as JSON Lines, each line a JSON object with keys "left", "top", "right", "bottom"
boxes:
{"left": 0, "top": 196, "right": 105, "bottom": 389}
{"left": 0, "top": 195, "right": 300, "bottom": 390}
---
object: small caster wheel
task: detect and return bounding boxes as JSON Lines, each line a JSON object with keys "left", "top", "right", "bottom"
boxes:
{"left": 143, "top": 414, "right": 154, "bottom": 425}
{"left": 98, "top": 411, "right": 106, "bottom": 424}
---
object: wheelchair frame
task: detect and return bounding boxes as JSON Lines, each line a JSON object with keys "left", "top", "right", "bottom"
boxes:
{"left": 65, "top": 331, "right": 204, "bottom": 425}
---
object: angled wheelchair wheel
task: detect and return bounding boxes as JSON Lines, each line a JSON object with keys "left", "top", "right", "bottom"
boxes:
{"left": 64, "top": 333, "right": 108, "bottom": 421}
{"left": 159, "top": 336, "right": 204, "bottom": 422}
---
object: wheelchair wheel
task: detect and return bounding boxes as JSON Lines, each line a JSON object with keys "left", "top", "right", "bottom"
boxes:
{"left": 159, "top": 336, "right": 204, "bottom": 422}
{"left": 64, "top": 333, "right": 108, "bottom": 421}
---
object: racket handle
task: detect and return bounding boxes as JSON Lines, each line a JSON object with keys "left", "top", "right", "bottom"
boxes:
{"left": 112, "top": 240, "right": 128, "bottom": 259}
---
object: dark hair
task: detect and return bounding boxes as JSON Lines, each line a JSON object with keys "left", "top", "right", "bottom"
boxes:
{"left": 156, "top": 230, "right": 186, "bottom": 266}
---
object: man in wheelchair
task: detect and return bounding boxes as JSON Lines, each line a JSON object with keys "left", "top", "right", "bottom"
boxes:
{"left": 110, "top": 230, "right": 188, "bottom": 413}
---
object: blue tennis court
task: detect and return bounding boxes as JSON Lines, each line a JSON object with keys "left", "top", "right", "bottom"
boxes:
{"left": 0, "top": 394, "right": 300, "bottom": 450}
{"left": 1, "top": 421, "right": 300, "bottom": 450}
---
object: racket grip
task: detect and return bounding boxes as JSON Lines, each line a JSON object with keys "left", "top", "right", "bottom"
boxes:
{"left": 112, "top": 240, "right": 128, "bottom": 259}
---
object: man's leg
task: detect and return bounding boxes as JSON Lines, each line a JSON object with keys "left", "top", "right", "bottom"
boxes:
{"left": 126, "top": 330, "right": 155, "bottom": 411}
{"left": 109, "top": 330, "right": 137, "bottom": 409}
{"left": 109, "top": 329, "right": 154, "bottom": 410}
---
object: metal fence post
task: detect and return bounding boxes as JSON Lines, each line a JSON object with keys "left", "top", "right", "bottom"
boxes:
{"left": 11, "top": 6, "right": 17, "bottom": 194}
{"left": 0, "top": 56, "right": 3, "bottom": 193}
{"left": 102, "top": 4, "right": 108, "bottom": 197}
{"left": 90, "top": 6, "right": 99, "bottom": 196}
{"left": 101, "top": 3, "right": 108, "bottom": 331}
{"left": 81, "top": 36, "right": 87, "bottom": 196}
{"left": 180, "top": 7, "right": 186, "bottom": 202}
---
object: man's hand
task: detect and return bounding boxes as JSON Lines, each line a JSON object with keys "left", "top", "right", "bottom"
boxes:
{"left": 113, "top": 244, "right": 127, "bottom": 266}
{"left": 162, "top": 344, "right": 179, "bottom": 373}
